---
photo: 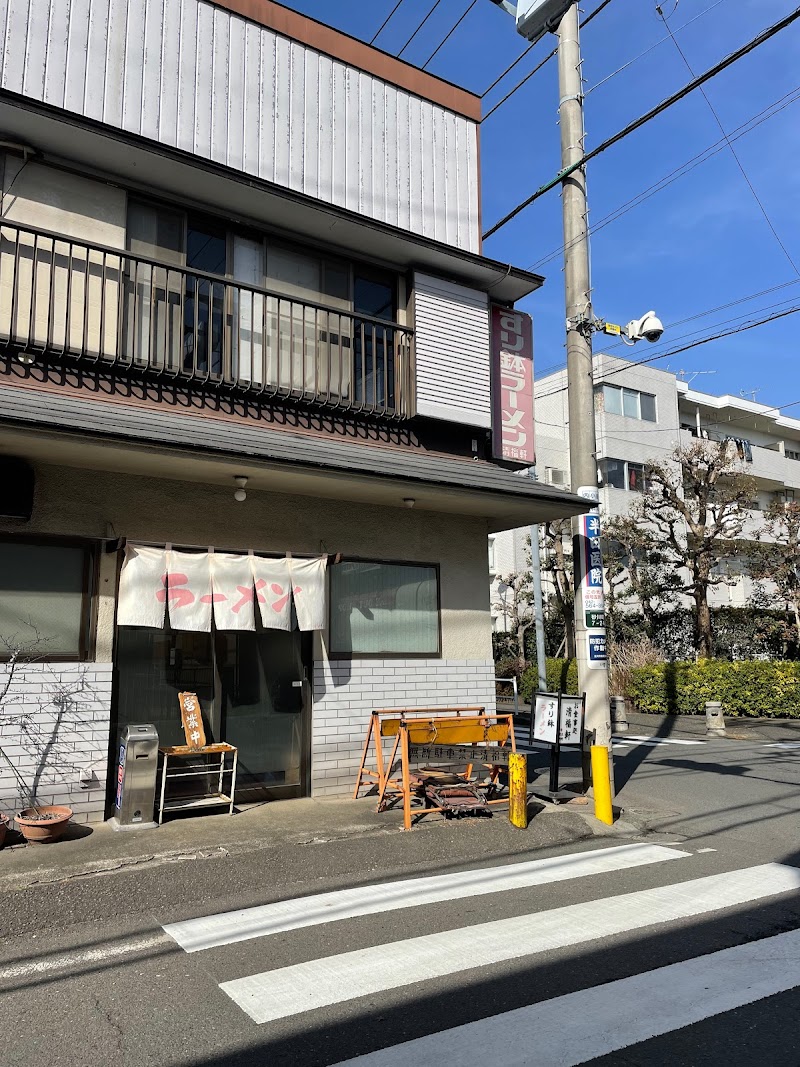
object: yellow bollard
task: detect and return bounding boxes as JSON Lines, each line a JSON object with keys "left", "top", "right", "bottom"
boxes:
{"left": 591, "top": 745, "right": 614, "bottom": 825}
{"left": 508, "top": 752, "right": 528, "bottom": 829}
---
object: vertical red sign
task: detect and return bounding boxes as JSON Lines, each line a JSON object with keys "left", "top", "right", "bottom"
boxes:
{"left": 490, "top": 305, "right": 535, "bottom": 464}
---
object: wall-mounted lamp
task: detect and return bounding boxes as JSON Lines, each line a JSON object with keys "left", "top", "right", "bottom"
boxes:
{"left": 233, "top": 475, "right": 248, "bottom": 502}
{"left": 402, "top": 498, "right": 416, "bottom": 509}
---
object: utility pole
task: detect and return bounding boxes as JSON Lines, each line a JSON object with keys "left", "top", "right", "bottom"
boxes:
{"left": 556, "top": 2, "right": 613, "bottom": 789}
{"left": 528, "top": 469, "right": 548, "bottom": 692}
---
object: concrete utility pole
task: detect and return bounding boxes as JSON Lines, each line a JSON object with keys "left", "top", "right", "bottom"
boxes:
{"left": 556, "top": 2, "right": 613, "bottom": 788}
{"left": 528, "top": 469, "right": 548, "bottom": 693}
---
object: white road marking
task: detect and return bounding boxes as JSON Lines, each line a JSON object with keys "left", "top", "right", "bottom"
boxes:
{"left": 613, "top": 735, "right": 707, "bottom": 746}
{"left": 219, "top": 863, "right": 800, "bottom": 1025}
{"left": 0, "top": 934, "right": 170, "bottom": 981}
{"left": 330, "top": 928, "right": 800, "bottom": 1067}
{"left": 763, "top": 741, "right": 800, "bottom": 749}
{"left": 696, "top": 847, "right": 717, "bottom": 853}
{"left": 163, "top": 843, "right": 689, "bottom": 953}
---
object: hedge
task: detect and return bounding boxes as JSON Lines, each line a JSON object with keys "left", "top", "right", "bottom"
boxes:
{"left": 519, "top": 658, "right": 579, "bottom": 703}
{"left": 626, "top": 660, "right": 800, "bottom": 718}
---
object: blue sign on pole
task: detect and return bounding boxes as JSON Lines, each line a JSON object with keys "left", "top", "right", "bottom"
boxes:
{"left": 588, "top": 633, "right": 607, "bottom": 664}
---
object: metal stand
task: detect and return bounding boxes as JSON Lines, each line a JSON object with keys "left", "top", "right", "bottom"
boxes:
{"left": 157, "top": 743, "right": 238, "bottom": 824}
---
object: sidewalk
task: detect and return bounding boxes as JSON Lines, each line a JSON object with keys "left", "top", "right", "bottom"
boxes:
{"left": 0, "top": 792, "right": 623, "bottom": 893}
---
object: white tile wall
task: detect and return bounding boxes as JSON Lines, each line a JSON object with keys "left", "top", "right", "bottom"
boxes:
{"left": 0, "top": 663, "right": 113, "bottom": 824}
{"left": 311, "top": 658, "right": 497, "bottom": 797}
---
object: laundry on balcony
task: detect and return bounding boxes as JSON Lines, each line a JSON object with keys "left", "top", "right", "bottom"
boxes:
{"left": 723, "top": 436, "right": 753, "bottom": 463}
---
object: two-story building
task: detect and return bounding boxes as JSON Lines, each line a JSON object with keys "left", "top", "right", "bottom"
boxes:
{"left": 0, "top": 0, "right": 587, "bottom": 822}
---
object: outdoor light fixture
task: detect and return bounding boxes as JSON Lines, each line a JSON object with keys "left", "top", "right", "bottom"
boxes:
{"left": 402, "top": 498, "right": 416, "bottom": 508}
{"left": 233, "top": 475, "right": 248, "bottom": 502}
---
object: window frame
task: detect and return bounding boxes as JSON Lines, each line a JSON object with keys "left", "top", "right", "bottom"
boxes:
{"left": 327, "top": 557, "right": 442, "bottom": 660}
{"left": 602, "top": 384, "right": 657, "bottom": 423}
{"left": 601, "top": 458, "right": 649, "bottom": 494}
{"left": 0, "top": 535, "right": 97, "bottom": 663}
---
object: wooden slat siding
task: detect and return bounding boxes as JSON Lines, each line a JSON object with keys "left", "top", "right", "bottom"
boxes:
{"left": 0, "top": 384, "right": 588, "bottom": 511}
{"left": 0, "top": 0, "right": 480, "bottom": 253}
{"left": 414, "top": 273, "right": 491, "bottom": 429}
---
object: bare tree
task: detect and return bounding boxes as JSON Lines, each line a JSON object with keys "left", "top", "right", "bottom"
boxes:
{"left": 540, "top": 518, "right": 575, "bottom": 658}
{"left": 491, "top": 570, "right": 533, "bottom": 671}
{"left": 749, "top": 499, "right": 800, "bottom": 653}
{"left": 603, "top": 512, "right": 682, "bottom": 639}
{"left": 642, "top": 441, "right": 756, "bottom": 658}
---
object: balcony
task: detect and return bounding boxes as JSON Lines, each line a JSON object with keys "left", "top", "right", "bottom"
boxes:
{"left": 0, "top": 222, "right": 415, "bottom": 419}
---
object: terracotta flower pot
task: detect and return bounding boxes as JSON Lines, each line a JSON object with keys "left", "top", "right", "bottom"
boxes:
{"left": 16, "top": 805, "right": 73, "bottom": 844}
{"left": 0, "top": 814, "right": 7, "bottom": 849}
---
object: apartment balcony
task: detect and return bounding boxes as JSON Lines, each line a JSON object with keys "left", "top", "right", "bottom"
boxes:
{"left": 678, "top": 427, "right": 791, "bottom": 489}
{"left": 0, "top": 222, "right": 415, "bottom": 420}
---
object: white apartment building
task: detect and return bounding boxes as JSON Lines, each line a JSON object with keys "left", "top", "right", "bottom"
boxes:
{"left": 491, "top": 354, "right": 800, "bottom": 627}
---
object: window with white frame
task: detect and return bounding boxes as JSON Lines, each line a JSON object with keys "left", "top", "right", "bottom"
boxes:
{"left": 600, "top": 458, "right": 649, "bottom": 492}
{"left": 488, "top": 536, "right": 496, "bottom": 575}
{"left": 602, "top": 384, "right": 657, "bottom": 422}
{"left": 329, "top": 561, "right": 440, "bottom": 656}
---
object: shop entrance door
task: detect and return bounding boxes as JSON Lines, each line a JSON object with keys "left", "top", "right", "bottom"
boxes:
{"left": 114, "top": 625, "right": 311, "bottom": 803}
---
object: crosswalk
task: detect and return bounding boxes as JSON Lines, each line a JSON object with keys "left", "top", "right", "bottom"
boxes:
{"left": 514, "top": 727, "right": 800, "bottom": 753}
{"left": 512, "top": 727, "right": 709, "bottom": 752}
{"left": 161, "top": 841, "right": 800, "bottom": 1064}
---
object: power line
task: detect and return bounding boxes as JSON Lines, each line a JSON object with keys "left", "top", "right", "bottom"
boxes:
{"left": 533, "top": 304, "right": 800, "bottom": 403}
{"left": 397, "top": 0, "right": 444, "bottom": 58}
{"left": 535, "top": 279, "right": 800, "bottom": 379}
{"left": 481, "top": 42, "right": 534, "bottom": 99}
{"left": 371, "top": 0, "right": 405, "bottom": 45}
{"left": 657, "top": 2, "right": 800, "bottom": 278}
{"left": 481, "top": 0, "right": 615, "bottom": 118}
{"left": 482, "top": 45, "right": 557, "bottom": 122}
{"left": 527, "top": 83, "right": 800, "bottom": 272}
{"left": 584, "top": 0, "right": 728, "bottom": 97}
{"left": 422, "top": 0, "right": 479, "bottom": 69}
{"left": 483, "top": 5, "right": 800, "bottom": 239}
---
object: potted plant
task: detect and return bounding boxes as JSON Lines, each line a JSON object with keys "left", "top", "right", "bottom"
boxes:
{"left": 0, "top": 632, "right": 92, "bottom": 845}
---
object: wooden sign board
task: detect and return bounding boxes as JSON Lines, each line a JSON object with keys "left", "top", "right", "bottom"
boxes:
{"left": 382, "top": 718, "right": 509, "bottom": 745}
{"left": 409, "top": 744, "right": 512, "bottom": 766}
{"left": 178, "top": 692, "right": 206, "bottom": 749}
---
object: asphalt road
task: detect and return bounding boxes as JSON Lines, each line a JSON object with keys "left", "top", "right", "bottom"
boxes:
{"left": 1, "top": 731, "right": 799, "bottom": 1067}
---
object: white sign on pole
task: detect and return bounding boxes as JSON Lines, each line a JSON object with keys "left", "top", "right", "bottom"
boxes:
{"left": 559, "top": 696, "right": 584, "bottom": 745}
{"left": 533, "top": 692, "right": 559, "bottom": 744}
{"left": 533, "top": 692, "right": 585, "bottom": 745}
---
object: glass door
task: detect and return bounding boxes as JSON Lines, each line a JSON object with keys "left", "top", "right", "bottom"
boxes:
{"left": 215, "top": 628, "right": 310, "bottom": 800}
{"left": 353, "top": 270, "right": 395, "bottom": 409}
{"left": 113, "top": 624, "right": 310, "bottom": 805}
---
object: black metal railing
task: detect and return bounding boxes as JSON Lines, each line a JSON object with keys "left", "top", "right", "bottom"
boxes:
{"left": 0, "top": 221, "right": 415, "bottom": 418}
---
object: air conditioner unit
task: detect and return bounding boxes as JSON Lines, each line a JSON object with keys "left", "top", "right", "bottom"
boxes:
{"left": 546, "top": 467, "right": 567, "bottom": 486}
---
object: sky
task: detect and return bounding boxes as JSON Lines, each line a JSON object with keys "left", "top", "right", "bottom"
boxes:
{"left": 281, "top": 0, "right": 798, "bottom": 411}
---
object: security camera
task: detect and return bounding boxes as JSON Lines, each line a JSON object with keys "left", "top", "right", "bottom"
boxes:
{"left": 624, "top": 311, "right": 664, "bottom": 344}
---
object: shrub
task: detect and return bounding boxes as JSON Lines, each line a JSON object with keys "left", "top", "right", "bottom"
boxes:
{"left": 626, "top": 660, "right": 800, "bottom": 717}
{"left": 519, "top": 658, "right": 579, "bottom": 704}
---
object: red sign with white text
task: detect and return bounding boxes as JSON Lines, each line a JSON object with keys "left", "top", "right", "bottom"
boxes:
{"left": 491, "top": 305, "right": 534, "bottom": 464}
